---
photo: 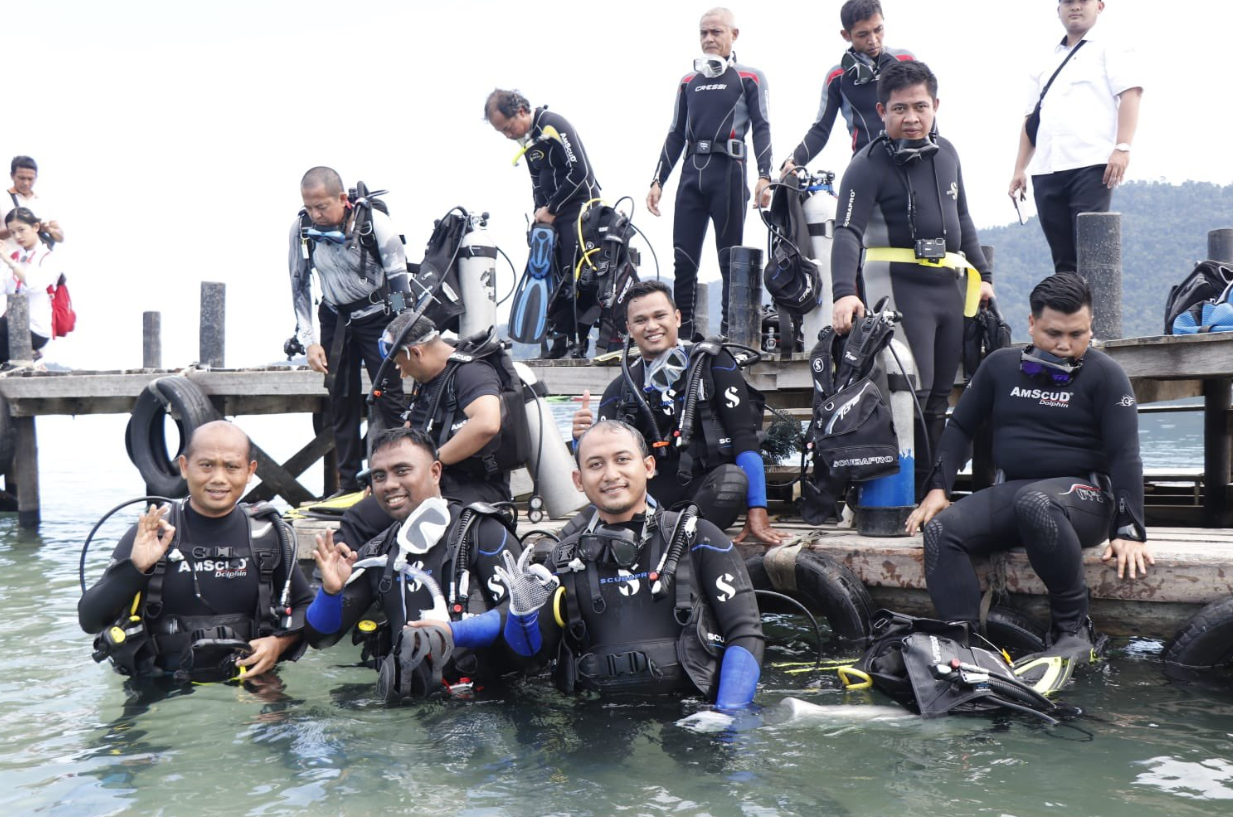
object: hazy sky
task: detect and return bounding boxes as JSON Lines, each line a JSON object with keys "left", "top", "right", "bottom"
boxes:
{"left": 18, "top": 0, "right": 1232, "bottom": 370}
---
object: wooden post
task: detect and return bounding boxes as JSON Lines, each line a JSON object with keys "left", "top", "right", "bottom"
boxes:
{"left": 727, "top": 246, "right": 763, "bottom": 349}
{"left": 1209, "top": 228, "right": 1233, "bottom": 263}
{"left": 14, "top": 416, "right": 38, "bottom": 528}
{"left": 143, "top": 311, "right": 162, "bottom": 369}
{"left": 6, "top": 292, "right": 32, "bottom": 363}
{"left": 1077, "top": 212, "right": 1122, "bottom": 340}
{"left": 199, "top": 282, "right": 225, "bottom": 368}
{"left": 1203, "top": 377, "right": 1232, "bottom": 527}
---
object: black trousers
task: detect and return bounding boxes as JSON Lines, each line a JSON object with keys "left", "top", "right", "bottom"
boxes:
{"left": 318, "top": 304, "right": 406, "bottom": 491}
{"left": 672, "top": 156, "right": 748, "bottom": 338}
{"left": 1032, "top": 164, "right": 1113, "bottom": 274}
{"left": 546, "top": 205, "right": 593, "bottom": 348}
{"left": 922, "top": 476, "right": 1114, "bottom": 635}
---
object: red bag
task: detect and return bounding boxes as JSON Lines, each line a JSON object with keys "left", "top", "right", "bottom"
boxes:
{"left": 47, "top": 273, "right": 76, "bottom": 338}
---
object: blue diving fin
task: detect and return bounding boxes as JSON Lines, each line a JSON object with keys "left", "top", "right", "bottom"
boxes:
{"left": 508, "top": 225, "right": 556, "bottom": 344}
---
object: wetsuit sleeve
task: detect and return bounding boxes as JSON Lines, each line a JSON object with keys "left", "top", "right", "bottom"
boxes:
{"left": 927, "top": 356, "right": 997, "bottom": 494}
{"left": 710, "top": 352, "right": 766, "bottom": 508}
{"left": 692, "top": 520, "right": 764, "bottom": 663}
{"left": 544, "top": 113, "right": 596, "bottom": 216}
{"left": 652, "top": 77, "right": 691, "bottom": 186}
{"left": 371, "top": 210, "right": 411, "bottom": 298}
{"left": 594, "top": 375, "right": 625, "bottom": 424}
{"left": 288, "top": 217, "right": 317, "bottom": 349}
{"left": 1096, "top": 360, "right": 1147, "bottom": 540}
{"left": 831, "top": 149, "right": 884, "bottom": 301}
{"left": 78, "top": 526, "right": 149, "bottom": 634}
{"left": 744, "top": 69, "right": 774, "bottom": 180}
{"left": 951, "top": 148, "right": 991, "bottom": 280}
{"left": 304, "top": 566, "right": 376, "bottom": 650}
{"left": 791, "top": 66, "right": 844, "bottom": 166}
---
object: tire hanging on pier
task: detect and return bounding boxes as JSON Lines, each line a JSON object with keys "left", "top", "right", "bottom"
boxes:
{"left": 1163, "top": 596, "right": 1233, "bottom": 684}
{"left": 126, "top": 376, "right": 219, "bottom": 497}
{"left": 744, "top": 545, "right": 875, "bottom": 646}
{"left": 984, "top": 606, "right": 1047, "bottom": 659}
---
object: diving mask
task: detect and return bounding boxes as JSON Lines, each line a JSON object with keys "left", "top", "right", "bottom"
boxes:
{"left": 694, "top": 53, "right": 732, "bottom": 79}
{"left": 579, "top": 525, "right": 642, "bottom": 570}
{"left": 645, "top": 345, "right": 689, "bottom": 394}
{"left": 1020, "top": 347, "right": 1082, "bottom": 384}
{"left": 841, "top": 50, "right": 877, "bottom": 85}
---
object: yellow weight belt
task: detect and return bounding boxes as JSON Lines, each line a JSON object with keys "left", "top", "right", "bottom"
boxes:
{"left": 862, "top": 247, "right": 983, "bottom": 317}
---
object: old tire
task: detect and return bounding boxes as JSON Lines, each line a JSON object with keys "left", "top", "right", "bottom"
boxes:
{"left": 127, "top": 377, "right": 218, "bottom": 497}
{"left": 745, "top": 547, "right": 875, "bottom": 645}
{"left": 985, "top": 605, "right": 1047, "bottom": 659}
{"left": 1163, "top": 597, "right": 1233, "bottom": 684}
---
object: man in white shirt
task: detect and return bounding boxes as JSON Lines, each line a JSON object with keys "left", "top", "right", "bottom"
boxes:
{"left": 1007, "top": 0, "right": 1142, "bottom": 274}
{"left": 0, "top": 156, "right": 63, "bottom": 247}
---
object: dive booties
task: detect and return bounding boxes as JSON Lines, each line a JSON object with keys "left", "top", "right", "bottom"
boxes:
{"left": 376, "top": 625, "right": 455, "bottom": 704}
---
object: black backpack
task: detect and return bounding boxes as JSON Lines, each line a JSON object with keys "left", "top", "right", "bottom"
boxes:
{"left": 962, "top": 299, "right": 1012, "bottom": 379}
{"left": 298, "top": 181, "right": 398, "bottom": 282}
{"left": 760, "top": 175, "right": 821, "bottom": 359}
{"left": 409, "top": 207, "right": 472, "bottom": 334}
{"left": 576, "top": 202, "right": 640, "bottom": 353}
{"left": 799, "top": 313, "right": 899, "bottom": 525}
{"left": 1164, "top": 261, "right": 1233, "bottom": 334}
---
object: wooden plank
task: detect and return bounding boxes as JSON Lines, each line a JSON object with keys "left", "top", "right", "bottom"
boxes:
{"left": 245, "top": 426, "right": 334, "bottom": 503}
{"left": 249, "top": 440, "right": 315, "bottom": 507}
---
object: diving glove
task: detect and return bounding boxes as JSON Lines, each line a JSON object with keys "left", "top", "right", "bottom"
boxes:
{"left": 494, "top": 548, "right": 559, "bottom": 616}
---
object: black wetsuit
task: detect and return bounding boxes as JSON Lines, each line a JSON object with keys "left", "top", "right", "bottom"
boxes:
{"left": 789, "top": 47, "right": 915, "bottom": 164}
{"left": 592, "top": 347, "right": 764, "bottom": 530}
{"left": 653, "top": 60, "right": 773, "bottom": 338}
{"left": 305, "top": 503, "right": 524, "bottom": 682}
{"left": 543, "top": 512, "right": 764, "bottom": 697}
{"left": 78, "top": 503, "right": 314, "bottom": 676}
{"left": 406, "top": 359, "right": 510, "bottom": 505}
{"left": 832, "top": 134, "right": 990, "bottom": 486}
{"left": 922, "top": 347, "right": 1146, "bottom": 635}
{"left": 524, "top": 107, "right": 601, "bottom": 350}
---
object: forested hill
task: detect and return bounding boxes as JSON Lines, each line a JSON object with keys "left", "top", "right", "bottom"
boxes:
{"left": 979, "top": 180, "right": 1233, "bottom": 340}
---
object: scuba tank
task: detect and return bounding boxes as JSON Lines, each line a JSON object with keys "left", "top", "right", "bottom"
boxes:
{"left": 800, "top": 169, "right": 838, "bottom": 348}
{"left": 511, "top": 362, "right": 588, "bottom": 522}
{"left": 855, "top": 337, "right": 919, "bottom": 536}
{"left": 457, "top": 212, "right": 498, "bottom": 338}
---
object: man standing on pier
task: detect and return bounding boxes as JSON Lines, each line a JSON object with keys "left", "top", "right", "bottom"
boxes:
{"left": 1007, "top": 0, "right": 1143, "bottom": 274}
{"left": 907, "top": 273, "right": 1151, "bottom": 672}
{"left": 289, "top": 166, "right": 413, "bottom": 496}
{"left": 0, "top": 156, "right": 64, "bottom": 247}
{"left": 647, "top": 7, "right": 773, "bottom": 340}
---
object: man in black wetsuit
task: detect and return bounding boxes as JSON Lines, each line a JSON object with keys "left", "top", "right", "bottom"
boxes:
{"left": 410, "top": 419, "right": 765, "bottom": 710}
{"left": 906, "top": 273, "right": 1152, "bottom": 662}
{"left": 571, "top": 281, "right": 785, "bottom": 544}
{"left": 831, "top": 60, "right": 993, "bottom": 490}
{"left": 647, "top": 7, "right": 773, "bottom": 339}
{"left": 486, "top": 89, "right": 601, "bottom": 359}
{"left": 79, "top": 421, "right": 313, "bottom": 683}
{"left": 306, "top": 428, "right": 528, "bottom": 698}
{"left": 781, "top": 0, "right": 915, "bottom": 173}
{"left": 289, "top": 166, "right": 412, "bottom": 495}
{"left": 383, "top": 312, "right": 509, "bottom": 507}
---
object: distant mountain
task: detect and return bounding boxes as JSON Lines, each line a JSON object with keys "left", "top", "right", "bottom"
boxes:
{"left": 979, "top": 181, "right": 1233, "bottom": 340}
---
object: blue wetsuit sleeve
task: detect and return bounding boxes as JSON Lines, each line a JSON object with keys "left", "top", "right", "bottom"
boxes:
{"left": 305, "top": 588, "right": 343, "bottom": 635}
{"left": 736, "top": 450, "right": 768, "bottom": 509}
{"left": 715, "top": 644, "right": 761, "bottom": 710}
{"left": 451, "top": 608, "right": 503, "bottom": 648}
{"left": 503, "top": 609, "right": 544, "bottom": 657}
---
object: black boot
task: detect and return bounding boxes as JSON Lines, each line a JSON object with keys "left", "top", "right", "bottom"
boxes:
{"left": 539, "top": 336, "right": 569, "bottom": 360}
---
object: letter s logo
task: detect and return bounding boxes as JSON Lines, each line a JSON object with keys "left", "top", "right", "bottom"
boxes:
{"left": 617, "top": 569, "right": 640, "bottom": 597}
{"left": 724, "top": 387, "right": 740, "bottom": 409}
{"left": 405, "top": 560, "right": 425, "bottom": 594}
{"left": 715, "top": 573, "right": 736, "bottom": 602}
{"left": 487, "top": 574, "right": 506, "bottom": 600}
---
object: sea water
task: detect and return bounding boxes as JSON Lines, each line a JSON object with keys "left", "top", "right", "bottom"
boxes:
{"left": 1, "top": 410, "right": 1229, "bottom": 817}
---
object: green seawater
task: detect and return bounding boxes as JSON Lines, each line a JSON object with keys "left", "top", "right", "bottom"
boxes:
{"left": 2, "top": 414, "right": 1228, "bottom": 817}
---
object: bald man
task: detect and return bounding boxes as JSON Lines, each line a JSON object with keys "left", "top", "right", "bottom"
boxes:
{"left": 80, "top": 421, "right": 314, "bottom": 684}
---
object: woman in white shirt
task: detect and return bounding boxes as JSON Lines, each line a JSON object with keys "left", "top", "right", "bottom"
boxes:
{"left": 1, "top": 207, "right": 60, "bottom": 362}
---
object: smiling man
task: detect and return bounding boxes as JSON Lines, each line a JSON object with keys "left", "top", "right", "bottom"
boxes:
{"left": 831, "top": 59, "right": 993, "bottom": 494}
{"left": 304, "top": 428, "right": 530, "bottom": 698}
{"left": 79, "top": 421, "right": 313, "bottom": 683}
{"left": 906, "top": 273, "right": 1150, "bottom": 676}
{"left": 571, "top": 280, "right": 785, "bottom": 544}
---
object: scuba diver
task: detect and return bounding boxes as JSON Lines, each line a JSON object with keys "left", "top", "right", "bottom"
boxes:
{"left": 571, "top": 280, "right": 786, "bottom": 543}
{"left": 906, "top": 273, "right": 1152, "bottom": 685}
{"left": 79, "top": 421, "right": 313, "bottom": 684}
{"left": 289, "top": 166, "right": 412, "bottom": 496}
{"left": 781, "top": 0, "right": 916, "bottom": 174}
{"left": 409, "top": 418, "right": 764, "bottom": 711}
{"left": 646, "top": 7, "right": 773, "bottom": 340}
{"left": 305, "top": 428, "right": 531, "bottom": 700}
{"left": 486, "top": 89, "right": 601, "bottom": 359}
{"left": 830, "top": 60, "right": 993, "bottom": 492}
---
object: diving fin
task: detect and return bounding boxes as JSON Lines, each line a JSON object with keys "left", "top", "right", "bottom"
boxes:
{"left": 1011, "top": 653, "right": 1076, "bottom": 696}
{"left": 508, "top": 225, "right": 556, "bottom": 344}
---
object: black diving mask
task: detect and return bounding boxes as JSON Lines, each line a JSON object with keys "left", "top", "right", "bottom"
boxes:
{"left": 579, "top": 526, "right": 642, "bottom": 569}
{"left": 889, "top": 137, "right": 940, "bottom": 166}
{"left": 1021, "top": 347, "right": 1082, "bottom": 384}
{"left": 841, "top": 50, "right": 877, "bottom": 85}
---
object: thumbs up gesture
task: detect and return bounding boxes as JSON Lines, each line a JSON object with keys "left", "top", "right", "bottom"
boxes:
{"left": 572, "top": 389, "right": 593, "bottom": 440}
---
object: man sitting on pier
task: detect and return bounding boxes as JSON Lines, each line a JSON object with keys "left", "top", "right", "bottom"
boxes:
{"left": 571, "top": 280, "right": 785, "bottom": 544}
{"left": 305, "top": 428, "right": 530, "bottom": 700}
{"left": 906, "top": 273, "right": 1152, "bottom": 669}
